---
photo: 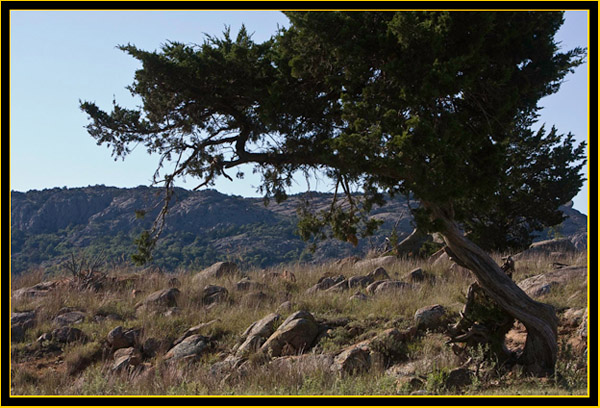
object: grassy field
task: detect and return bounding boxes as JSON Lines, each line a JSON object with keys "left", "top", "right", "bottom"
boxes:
{"left": 10, "top": 250, "right": 588, "bottom": 396}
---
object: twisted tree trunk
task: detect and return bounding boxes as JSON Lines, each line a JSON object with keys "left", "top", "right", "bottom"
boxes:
{"left": 428, "top": 204, "right": 558, "bottom": 376}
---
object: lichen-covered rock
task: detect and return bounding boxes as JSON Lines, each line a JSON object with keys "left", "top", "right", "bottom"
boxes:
{"left": 414, "top": 304, "right": 447, "bottom": 330}
{"left": 173, "top": 319, "right": 220, "bottom": 346}
{"left": 107, "top": 326, "right": 139, "bottom": 350}
{"left": 202, "top": 285, "right": 228, "bottom": 305}
{"left": 142, "top": 288, "right": 180, "bottom": 308}
{"left": 11, "top": 325, "right": 26, "bottom": 342}
{"left": 513, "top": 238, "right": 578, "bottom": 260}
{"left": 368, "top": 267, "right": 390, "bottom": 281}
{"left": 164, "top": 334, "right": 209, "bottom": 362}
{"left": 236, "top": 313, "right": 281, "bottom": 356}
{"left": 260, "top": 311, "right": 319, "bottom": 357}
{"left": 367, "top": 280, "right": 411, "bottom": 295}
{"left": 11, "top": 311, "right": 36, "bottom": 328}
{"left": 306, "top": 275, "right": 345, "bottom": 294}
{"left": 325, "top": 279, "right": 350, "bottom": 293}
{"left": 348, "top": 275, "right": 374, "bottom": 289}
{"left": 52, "top": 326, "right": 87, "bottom": 343}
{"left": 331, "top": 345, "right": 371, "bottom": 375}
{"left": 405, "top": 268, "right": 425, "bottom": 282}
{"left": 112, "top": 347, "right": 142, "bottom": 371}
{"left": 517, "top": 266, "right": 586, "bottom": 298}
{"left": 192, "top": 262, "right": 240, "bottom": 283}
{"left": 54, "top": 311, "right": 85, "bottom": 327}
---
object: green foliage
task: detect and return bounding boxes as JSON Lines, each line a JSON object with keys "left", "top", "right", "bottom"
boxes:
{"left": 79, "top": 12, "right": 585, "bottom": 258}
{"left": 132, "top": 230, "right": 155, "bottom": 266}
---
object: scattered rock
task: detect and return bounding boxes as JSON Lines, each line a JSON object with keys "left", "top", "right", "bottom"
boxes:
{"left": 202, "top": 285, "right": 228, "bottom": 305}
{"left": 141, "top": 337, "right": 162, "bottom": 358}
{"left": 54, "top": 311, "right": 85, "bottom": 327}
{"left": 367, "top": 280, "right": 411, "bottom": 295}
{"left": 306, "top": 275, "right": 345, "bottom": 294}
{"left": 12, "top": 280, "right": 59, "bottom": 300}
{"left": 368, "top": 267, "right": 390, "bottom": 281}
{"left": 192, "top": 262, "right": 240, "bottom": 283}
{"left": 414, "top": 304, "right": 447, "bottom": 330}
{"left": 331, "top": 345, "right": 371, "bottom": 375}
{"left": 112, "top": 347, "right": 142, "bottom": 371}
{"left": 325, "top": 279, "right": 350, "bottom": 293}
{"left": 386, "top": 361, "right": 419, "bottom": 378}
{"left": 513, "top": 238, "right": 577, "bottom": 260}
{"left": 11, "top": 311, "right": 36, "bottom": 328}
{"left": 107, "top": 326, "right": 139, "bottom": 350}
{"left": 445, "top": 367, "right": 473, "bottom": 389}
{"left": 240, "top": 313, "right": 280, "bottom": 346}
{"left": 11, "top": 311, "right": 36, "bottom": 342}
{"left": 11, "top": 324, "right": 26, "bottom": 342}
{"left": 353, "top": 256, "right": 397, "bottom": 271}
{"left": 348, "top": 275, "right": 374, "bottom": 289}
{"left": 141, "top": 288, "right": 180, "bottom": 308}
{"left": 173, "top": 319, "right": 220, "bottom": 346}
{"left": 94, "top": 312, "right": 123, "bottom": 323}
{"left": 52, "top": 327, "right": 87, "bottom": 343}
{"left": 164, "top": 334, "right": 209, "bottom": 362}
{"left": 261, "top": 311, "right": 319, "bottom": 357}
{"left": 405, "top": 268, "right": 425, "bottom": 283}
{"left": 235, "top": 278, "right": 266, "bottom": 292}
{"left": 517, "top": 266, "right": 587, "bottom": 298}
{"left": 561, "top": 308, "right": 585, "bottom": 327}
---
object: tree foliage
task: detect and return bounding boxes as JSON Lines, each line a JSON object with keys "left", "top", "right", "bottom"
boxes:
{"left": 81, "top": 11, "right": 585, "bottom": 257}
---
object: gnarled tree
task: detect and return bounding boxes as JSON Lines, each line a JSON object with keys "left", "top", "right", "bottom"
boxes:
{"left": 81, "top": 12, "right": 586, "bottom": 375}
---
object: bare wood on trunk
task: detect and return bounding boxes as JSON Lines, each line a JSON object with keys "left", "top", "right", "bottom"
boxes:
{"left": 427, "top": 203, "right": 558, "bottom": 376}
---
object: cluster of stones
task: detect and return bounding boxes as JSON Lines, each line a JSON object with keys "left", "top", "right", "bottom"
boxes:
{"left": 10, "top": 246, "right": 589, "bottom": 394}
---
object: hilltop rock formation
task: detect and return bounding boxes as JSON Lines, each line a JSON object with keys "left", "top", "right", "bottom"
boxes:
{"left": 10, "top": 186, "right": 587, "bottom": 275}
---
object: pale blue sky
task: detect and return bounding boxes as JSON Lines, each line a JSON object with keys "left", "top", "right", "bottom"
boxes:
{"left": 10, "top": 10, "right": 589, "bottom": 214}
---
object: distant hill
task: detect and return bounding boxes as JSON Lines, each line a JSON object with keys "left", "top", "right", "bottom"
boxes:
{"left": 10, "top": 186, "right": 587, "bottom": 275}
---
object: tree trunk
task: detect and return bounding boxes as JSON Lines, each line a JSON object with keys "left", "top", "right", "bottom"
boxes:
{"left": 427, "top": 204, "right": 558, "bottom": 376}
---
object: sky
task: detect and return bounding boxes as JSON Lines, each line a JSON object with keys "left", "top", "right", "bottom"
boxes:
{"left": 10, "top": 10, "right": 589, "bottom": 214}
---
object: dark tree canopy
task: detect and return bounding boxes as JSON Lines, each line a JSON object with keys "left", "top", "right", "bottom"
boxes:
{"left": 81, "top": 11, "right": 585, "bottom": 254}
{"left": 81, "top": 11, "right": 587, "bottom": 376}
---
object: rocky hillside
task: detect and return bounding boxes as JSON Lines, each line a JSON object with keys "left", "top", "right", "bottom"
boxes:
{"left": 10, "top": 186, "right": 587, "bottom": 275}
{"left": 10, "top": 251, "right": 588, "bottom": 396}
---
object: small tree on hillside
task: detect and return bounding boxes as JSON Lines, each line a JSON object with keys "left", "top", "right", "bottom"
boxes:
{"left": 81, "top": 12, "right": 586, "bottom": 375}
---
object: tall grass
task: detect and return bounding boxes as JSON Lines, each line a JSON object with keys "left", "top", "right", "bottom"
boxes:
{"left": 11, "top": 250, "right": 588, "bottom": 396}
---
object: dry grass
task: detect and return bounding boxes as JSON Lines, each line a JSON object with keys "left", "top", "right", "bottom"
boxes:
{"left": 10, "top": 251, "right": 588, "bottom": 396}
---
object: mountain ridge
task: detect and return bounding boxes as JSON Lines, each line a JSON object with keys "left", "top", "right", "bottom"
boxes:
{"left": 10, "top": 185, "right": 587, "bottom": 275}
